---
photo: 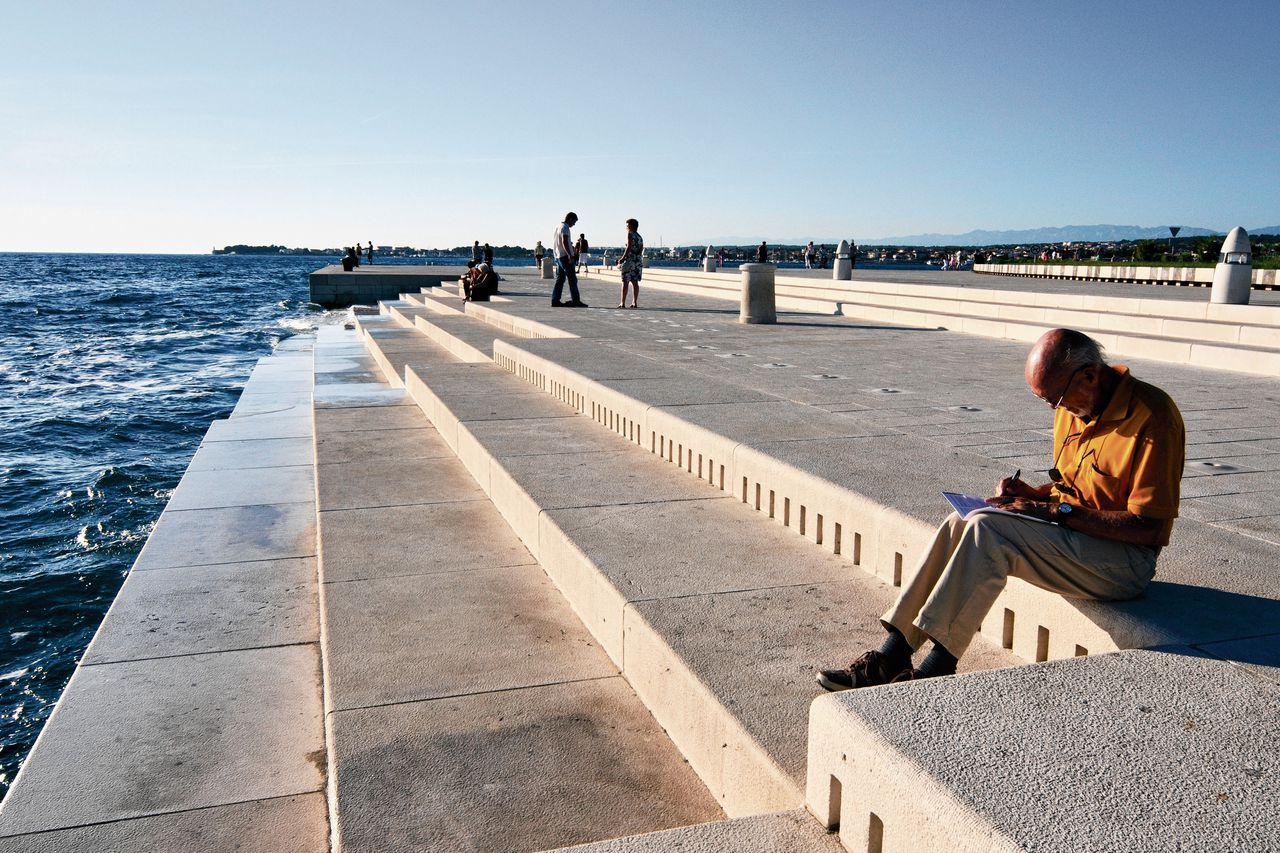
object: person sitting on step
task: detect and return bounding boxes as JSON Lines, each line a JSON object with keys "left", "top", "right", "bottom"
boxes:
{"left": 817, "top": 328, "right": 1186, "bottom": 691}
{"left": 465, "top": 263, "right": 498, "bottom": 302}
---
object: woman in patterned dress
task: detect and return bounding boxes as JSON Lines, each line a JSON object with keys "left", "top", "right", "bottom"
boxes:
{"left": 617, "top": 219, "right": 643, "bottom": 308}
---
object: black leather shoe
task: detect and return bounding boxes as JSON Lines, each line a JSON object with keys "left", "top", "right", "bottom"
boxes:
{"left": 816, "top": 650, "right": 911, "bottom": 692}
{"left": 568, "top": 299, "right": 589, "bottom": 307}
{"left": 552, "top": 301, "right": 568, "bottom": 307}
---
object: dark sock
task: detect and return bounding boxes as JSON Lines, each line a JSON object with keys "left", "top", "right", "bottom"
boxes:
{"left": 876, "top": 626, "right": 914, "bottom": 669}
{"left": 916, "top": 642, "right": 958, "bottom": 678}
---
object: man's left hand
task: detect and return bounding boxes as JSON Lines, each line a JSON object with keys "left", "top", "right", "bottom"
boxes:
{"left": 987, "top": 496, "right": 1055, "bottom": 522}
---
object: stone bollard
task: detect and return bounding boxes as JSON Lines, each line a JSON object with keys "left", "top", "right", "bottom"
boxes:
{"left": 540, "top": 257, "right": 554, "bottom": 279}
{"left": 739, "top": 263, "right": 777, "bottom": 324}
{"left": 703, "top": 245, "right": 717, "bottom": 273}
{"left": 1210, "top": 226, "right": 1252, "bottom": 305}
{"left": 833, "top": 239, "right": 852, "bottom": 280}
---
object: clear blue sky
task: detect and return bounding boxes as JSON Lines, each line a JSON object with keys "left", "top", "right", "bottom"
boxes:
{"left": 4, "top": 1, "right": 1277, "bottom": 252}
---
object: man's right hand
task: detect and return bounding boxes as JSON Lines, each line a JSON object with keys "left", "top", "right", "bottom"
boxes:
{"left": 993, "top": 476, "right": 1038, "bottom": 500}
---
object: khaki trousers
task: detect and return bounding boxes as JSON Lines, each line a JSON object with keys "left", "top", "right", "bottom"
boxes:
{"left": 883, "top": 511, "right": 1157, "bottom": 657}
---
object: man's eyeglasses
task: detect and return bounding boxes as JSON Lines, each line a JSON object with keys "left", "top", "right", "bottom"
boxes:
{"left": 1037, "top": 366, "right": 1083, "bottom": 409}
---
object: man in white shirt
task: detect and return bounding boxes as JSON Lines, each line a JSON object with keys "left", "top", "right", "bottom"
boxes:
{"left": 552, "top": 211, "right": 587, "bottom": 307}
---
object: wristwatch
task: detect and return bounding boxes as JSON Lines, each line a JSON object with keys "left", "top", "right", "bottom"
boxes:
{"left": 1052, "top": 503, "right": 1074, "bottom": 523}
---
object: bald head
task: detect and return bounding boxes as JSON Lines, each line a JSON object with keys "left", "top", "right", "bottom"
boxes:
{"left": 1025, "top": 328, "right": 1105, "bottom": 389}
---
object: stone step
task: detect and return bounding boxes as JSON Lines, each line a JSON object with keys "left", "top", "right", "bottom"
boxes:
{"left": 545, "top": 809, "right": 844, "bottom": 852}
{"left": 646, "top": 267, "right": 1280, "bottom": 328}
{"left": 806, "top": 646, "right": 1280, "bottom": 852}
{"left": 380, "top": 299, "right": 435, "bottom": 328}
{"left": 312, "top": 330, "right": 725, "bottom": 852}
{"left": 358, "top": 321, "right": 459, "bottom": 389}
{"left": 399, "top": 358, "right": 1021, "bottom": 817}
{"left": 632, "top": 270, "right": 1280, "bottom": 374}
{"left": 412, "top": 311, "right": 534, "bottom": 363}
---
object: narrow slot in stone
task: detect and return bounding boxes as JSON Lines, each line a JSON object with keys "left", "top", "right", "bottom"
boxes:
{"left": 893, "top": 553, "right": 903, "bottom": 586}
{"left": 755, "top": 483, "right": 761, "bottom": 510}
{"left": 784, "top": 497, "right": 791, "bottom": 527}
{"left": 1002, "top": 609, "right": 1015, "bottom": 650}
{"left": 718, "top": 465, "right": 725, "bottom": 490}
{"left": 853, "top": 532, "right": 862, "bottom": 564}
{"left": 769, "top": 489, "right": 776, "bottom": 518}
{"left": 1075, "top": 645, "right": 1089, "bottom": 657}
{"left": 827, "top": 775, "right": 843, "bottom": 831}
{"left": 816, "top": 514, "right": 824, "bottom": 545}
{"left": 799, "top": 505, "right": 806, "bottom": 535}
{"left": 868, "top": 813, "right": 884, "bottom": 853}
{"left": 1037, "top": 626, "right": 1050, "bottom": 662}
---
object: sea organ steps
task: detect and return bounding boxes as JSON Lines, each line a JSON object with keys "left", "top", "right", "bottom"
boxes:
{"left": 359, "top": 280, "right": 1280, "bottom": 849}
{"left": 311, "top": 327, "right": 727, "bottom": 852}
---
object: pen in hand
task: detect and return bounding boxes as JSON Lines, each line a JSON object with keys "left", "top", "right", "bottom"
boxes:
{"left": 991, "top": 469, "right": 1021, "bottom": 503}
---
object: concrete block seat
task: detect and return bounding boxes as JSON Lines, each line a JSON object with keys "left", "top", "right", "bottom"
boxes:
{"left": 489, "top": 335, "right": 1280, "bottom": 669}
{"left": 398, "top": 358, "right": 1022, "bottom": 817}
{"left": 806, "top": 648, "right": 1280, "bottom": 852}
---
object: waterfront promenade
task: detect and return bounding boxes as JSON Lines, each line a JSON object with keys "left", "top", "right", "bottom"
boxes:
{"left": 1, "top": 265, "right": 1276, "bottom": 851}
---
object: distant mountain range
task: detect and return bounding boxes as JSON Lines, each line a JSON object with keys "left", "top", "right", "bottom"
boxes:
{"left": 697, "top": 224, "right": 1280, "bottom": 248}
{"left": 863, "top": 224, "right": 1280, "bottom": 247}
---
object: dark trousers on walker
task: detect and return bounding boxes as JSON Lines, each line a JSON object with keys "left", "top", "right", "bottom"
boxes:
{"left": 552, "top": 259, "right": 581, "bottom": 303}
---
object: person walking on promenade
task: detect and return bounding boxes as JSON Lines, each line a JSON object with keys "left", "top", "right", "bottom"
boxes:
{"left": 366, "top": 241, "right": 374, "bottom": 265}
{"left": 803, "top": 241, "right": 815, "bottom": 269}
{"left": 351, "top": 241, "right": 361, "bottom": 266}
{"left": 471, "top": 241, "right": 481, "bottom": 264}
{"left": 816, "top": 329, "right": 1185, "bottom": 691}
{"left": 575, "top": 234, "right": 590, "bottom": 274}
{"left": 483, "top": 242, "right": 494, "bottom": 267}
{"left": 552, "top": 211, "right": 587, "bottom": 307}
{"left": 534, "top": 241, "right": 545, "bottom": 268}
{"left": 617, "top": 218, "right": 644, "bottom": 308}
{"left": 757, "top": 241, "right": 768, "bottom": 263}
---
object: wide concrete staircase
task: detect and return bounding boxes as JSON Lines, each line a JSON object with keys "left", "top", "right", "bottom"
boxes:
{"left": 342, "top": 273, "right": 1278, "bottom": 852}
{"left": 616, "top": 267, "right": 1280, "bottom": 376}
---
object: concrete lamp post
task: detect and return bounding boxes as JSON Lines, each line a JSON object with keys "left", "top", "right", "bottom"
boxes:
{"left": 833, "top": 240, "right": 852, "bottom": 281}
{"left": 1210, "top": 227, "right": 1251, "bottom": 305}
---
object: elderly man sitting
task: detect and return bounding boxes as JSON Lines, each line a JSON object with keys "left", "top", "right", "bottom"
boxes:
{"left": 818, "top": 328, "right": 1186, "bottom": 690}
{"left": 464, "top": 262, "right": 498, "bottom": 302}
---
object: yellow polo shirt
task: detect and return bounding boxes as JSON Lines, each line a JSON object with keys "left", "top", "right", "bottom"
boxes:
{"left": 1052, "top": 366, "right": 1185, "bottom": 546}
